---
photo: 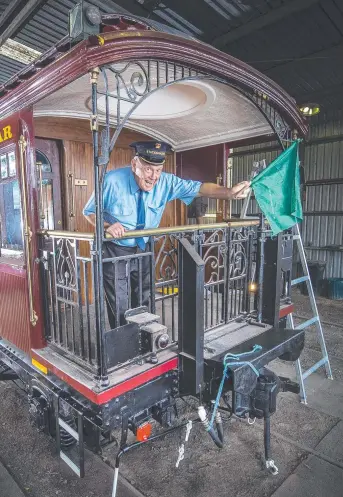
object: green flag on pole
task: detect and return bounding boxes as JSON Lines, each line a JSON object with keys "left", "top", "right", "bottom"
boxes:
{"left": 251, "top": 140, "right": 303, "bottom": 235}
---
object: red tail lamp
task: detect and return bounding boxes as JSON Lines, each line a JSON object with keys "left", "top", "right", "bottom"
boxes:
{"left": 136, "top": 422, "right": 152, "bottom": 442}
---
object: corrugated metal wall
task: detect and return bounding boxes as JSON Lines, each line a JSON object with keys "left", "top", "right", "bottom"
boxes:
{"left": 231, "top": 111, "right": 343, "bottom": 278}
{"left": 302, "top": 111, "right": 343, "bottom": 278}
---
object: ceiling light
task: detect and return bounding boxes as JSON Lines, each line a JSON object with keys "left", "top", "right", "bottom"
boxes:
{"left": 299, "top": 103, "right": 320, "bottom": 117}
{"left": 0, "top": 38, "right": 41, "bottom": 64}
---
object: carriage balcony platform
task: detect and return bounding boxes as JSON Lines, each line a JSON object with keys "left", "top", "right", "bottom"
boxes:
{"left": 34, "top": 219, "right": 301, "bottom": 405}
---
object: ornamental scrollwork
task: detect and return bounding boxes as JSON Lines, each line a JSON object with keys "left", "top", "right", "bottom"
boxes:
{"left": 154, "top": 234, "right": 178, "bottom": 283}
{"left": 107, "top": 62, "right": 150, "bottom": 103}
{"left": 55, "top": 238, "right": 76, "bottom": 288}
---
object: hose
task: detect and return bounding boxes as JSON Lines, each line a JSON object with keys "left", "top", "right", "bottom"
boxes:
{"left": 198, "top": 406, "right": 224, "bottom": 449}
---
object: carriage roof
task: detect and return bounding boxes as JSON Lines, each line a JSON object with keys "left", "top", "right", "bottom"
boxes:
{"left": 0, "top": 14, "right": 306, "bottom": 149}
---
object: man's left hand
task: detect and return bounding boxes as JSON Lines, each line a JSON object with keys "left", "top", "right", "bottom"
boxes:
{"left": 230, "top": 181, "right": 251, "bottom": 199}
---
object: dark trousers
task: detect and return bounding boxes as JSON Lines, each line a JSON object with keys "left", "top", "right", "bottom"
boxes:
{"left": 102, "top": 243, "right": 151, "bottom": 329}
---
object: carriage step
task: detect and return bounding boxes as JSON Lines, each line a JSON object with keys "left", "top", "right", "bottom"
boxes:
{"left": 54, "top": 394, "right": 85, "bottom": 478}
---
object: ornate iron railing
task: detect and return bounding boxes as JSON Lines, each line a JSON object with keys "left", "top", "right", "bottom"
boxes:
{"left": 39, "top": 233, "right": 98, "bottom": 372}
{"left": 39, "top": 221, "right": 258, "bottom": 373}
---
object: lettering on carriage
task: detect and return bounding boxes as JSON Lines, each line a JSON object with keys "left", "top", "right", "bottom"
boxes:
{"left": 0, "top": 125, "right": 13, "bottom": 143}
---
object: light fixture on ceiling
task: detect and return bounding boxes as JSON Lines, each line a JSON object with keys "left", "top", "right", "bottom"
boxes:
{"left": 0, "top": 39, "right": 41, "bottom": 65}
{"left": 299, "top": 103, "right": 320, "bottom": 117}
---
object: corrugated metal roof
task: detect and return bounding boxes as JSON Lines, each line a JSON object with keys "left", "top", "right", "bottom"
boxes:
{"left": 0, "top": 0, "right": 342, "bottom": 111}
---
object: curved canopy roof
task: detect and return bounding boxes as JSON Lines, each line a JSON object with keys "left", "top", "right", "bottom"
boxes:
{"left": 0, "top": 16, "right": 307, "bottom": 144}
{"left": 33, "top": 68, "right": 273, "bottom": 151}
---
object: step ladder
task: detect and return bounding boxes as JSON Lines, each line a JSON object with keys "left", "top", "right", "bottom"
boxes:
{"left": 240, "top": 160, "right": 333, "bottom": 404}
{"left": 288, "top": 223, "right": 333, "bottom": 403}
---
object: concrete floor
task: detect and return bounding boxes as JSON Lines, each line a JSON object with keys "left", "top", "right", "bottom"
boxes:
{"left": 0, "top": 290, "right": 342, "bottom": 497}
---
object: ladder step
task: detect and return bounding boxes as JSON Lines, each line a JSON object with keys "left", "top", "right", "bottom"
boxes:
{"left": 59, "top": 417, "right": 79, "bottom": 441}
{"left": 60, "top": 450, "right": 81, "bottom": 477}
{"left": 302, "top": 357, "right": 329, "bottom": 380}
{"left": 295, "top": 316, "right": 319, "bottom": 330}
{"left": 291, "top": 276, "right": 309, "bottom": 286}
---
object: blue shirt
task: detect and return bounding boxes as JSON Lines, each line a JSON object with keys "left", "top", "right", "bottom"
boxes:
{"left": 83, "top": 166, "right": 202, "bottom": 247}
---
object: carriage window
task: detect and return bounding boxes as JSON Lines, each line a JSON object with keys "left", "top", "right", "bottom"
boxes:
{"left": 0, "top": 149, "right": 24, "bottom": 263}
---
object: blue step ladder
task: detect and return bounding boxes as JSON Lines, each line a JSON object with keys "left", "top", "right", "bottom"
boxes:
{"left": 288, "top": 223, "right": 333, "bottom": 403}
{"left": 241, "top": 161, "right": 333, "bottom": 404}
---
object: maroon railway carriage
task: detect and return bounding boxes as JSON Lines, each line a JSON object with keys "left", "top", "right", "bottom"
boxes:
{"left": 0, "top": 10, "right": 307, "bottom": 491}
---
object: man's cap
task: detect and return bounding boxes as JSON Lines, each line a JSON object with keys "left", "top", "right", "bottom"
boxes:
{"left": 130, "top": 141, "right": 172, "bottom": 165}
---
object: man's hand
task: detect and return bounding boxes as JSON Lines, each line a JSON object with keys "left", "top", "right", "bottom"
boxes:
{"left": 230, "top": 181, "right": 251, "bottom": 199}
{"left": 106, "top": 222, "right": 126, "bottom": 238}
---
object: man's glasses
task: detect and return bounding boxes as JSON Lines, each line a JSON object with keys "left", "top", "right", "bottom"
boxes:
{"left": 135, "top": 156, "right": 163, "bottom": 175}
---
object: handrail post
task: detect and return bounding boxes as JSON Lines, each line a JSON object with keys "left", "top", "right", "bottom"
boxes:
{"left": 91, "top": 67, "right": 108, "bottom": 386}
{"left": 178, "top": 238, "right": 205, "bottom": 396}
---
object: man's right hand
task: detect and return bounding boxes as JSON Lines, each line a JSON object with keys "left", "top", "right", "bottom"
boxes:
{"left": 106, "top": 222, "right": 126, "bottom": 238}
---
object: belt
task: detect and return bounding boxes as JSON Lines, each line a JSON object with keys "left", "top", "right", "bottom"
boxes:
{"left": 106, "top": 242, "right": 146, "bottom": 254}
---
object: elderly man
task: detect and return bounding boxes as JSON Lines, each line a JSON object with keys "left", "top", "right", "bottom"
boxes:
{"left": 84, "top": 141, "right": 250, "bottom": 328}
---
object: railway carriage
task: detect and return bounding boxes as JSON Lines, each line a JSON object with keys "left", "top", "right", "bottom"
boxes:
{"left": 0, "top": 8, "right": 307, "bottom": 489}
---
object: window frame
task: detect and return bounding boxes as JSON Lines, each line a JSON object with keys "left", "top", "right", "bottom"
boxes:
{"left": 0, "top": 142, "right": 25, "bottom": 263}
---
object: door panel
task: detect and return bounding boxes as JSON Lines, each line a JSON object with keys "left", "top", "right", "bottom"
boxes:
{"left": 0, "top": 110, "right": 45, "bottom": 353}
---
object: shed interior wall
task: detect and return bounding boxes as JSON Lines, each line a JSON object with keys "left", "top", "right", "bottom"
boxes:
{"left": 230, "top": 112, "right": 343, "bottom": 279}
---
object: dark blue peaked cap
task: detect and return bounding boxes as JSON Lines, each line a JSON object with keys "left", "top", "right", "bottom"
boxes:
{"left": 130, "top": 141, "right": 172, "bottom": 165}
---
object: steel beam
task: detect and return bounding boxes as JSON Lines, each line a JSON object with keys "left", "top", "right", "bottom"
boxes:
{"left": 295, "top": 83, "right": 343, "bottom": 103}
{"left": 212, "top": 0, "right": 320, "bottom": 48}
{"left": 0, "top": 0, "right": 24, "bottom": 30}
{"left": 0, "top": 0, "right": 48, "bottom": 47}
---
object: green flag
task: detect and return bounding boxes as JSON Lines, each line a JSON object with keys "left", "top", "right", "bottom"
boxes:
{"left": 251, "top": 140, "right": 303, "bottom": 235}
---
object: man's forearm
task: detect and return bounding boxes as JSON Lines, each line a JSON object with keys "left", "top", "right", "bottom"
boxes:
{"left": 84, "top": 213, "right": 110, "bottom": 229}
{"left": 198, "top": 183, "right": 234, "bottom": 199}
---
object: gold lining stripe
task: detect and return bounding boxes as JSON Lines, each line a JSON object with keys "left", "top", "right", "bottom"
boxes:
{"left": 32, "top": 358, "right": 48, "bottom": 374}
{"left": 138, "top": 155, "right": 165, "bottom": 166}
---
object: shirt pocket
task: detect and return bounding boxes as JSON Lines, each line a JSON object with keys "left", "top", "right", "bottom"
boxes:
{"left": 112, "top": 203, "right": 133, "bottom": 218}
{"left": 147, "top": 202, "right": 165, "bottom": 227}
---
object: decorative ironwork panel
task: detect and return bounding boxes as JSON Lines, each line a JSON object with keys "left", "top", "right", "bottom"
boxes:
{"left": 251, "top": 91, "right": 292, "bottom": 145}
{"left": 39, "top": 236, "right": 97, "bottom": 372}
{"left": 95, "top": 60, "right": 206, "bottom": 158}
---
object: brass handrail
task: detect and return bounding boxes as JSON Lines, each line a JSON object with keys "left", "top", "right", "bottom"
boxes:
{"left": 36, "top": 161, "right": 45, "bottom": 220}
{"left": 19, "top": 135, "right": 38, "bottom": 327}
{"left": 67, "top": 171, "right": 76, "bottom": 218}
{"left": 38, "top": 219, "right": 258, "bottom": 241}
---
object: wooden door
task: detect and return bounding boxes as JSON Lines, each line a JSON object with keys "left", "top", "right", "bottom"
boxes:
{"left": 176, "top": 144, "right": 225, "bottom": 224}
{"left": 34, "top": 138, "right": 63, "bottom": 230}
